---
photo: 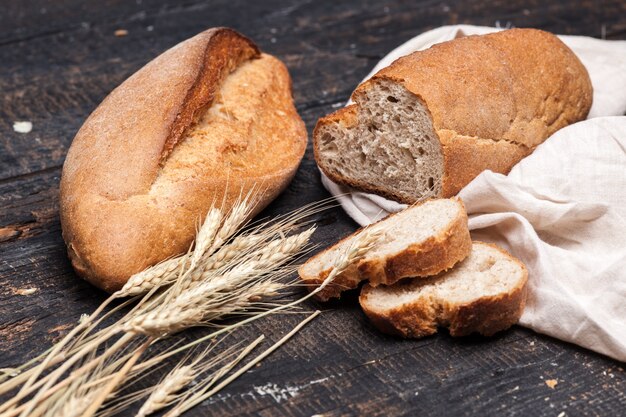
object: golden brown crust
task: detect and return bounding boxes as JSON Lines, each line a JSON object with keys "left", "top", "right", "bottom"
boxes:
{"left": 358, "top": 200, "right": 471, "bottom": 285}
{"left": 298, "top": 198, "right": 471, "bottom": 301}
{"left": 438, "top": 130, "right": 531, "bottom": 197}
{"left": 446, "top": 280, "right": 528, "bottom": 337}
{"left": 368, "top": 28, "right": 591, "bottom": 149}
{"left": 160, "top": 29, "right": 261, "bottom": 163}
{"left": 60, "top": 28, "right": 307, "bottom": 292}
{"left": 360, "top": 292, "right": 439, "bottom": 338}
{"left": 359, "top": 242, "right": 529, "bottom": 339}
{"left": 314, "top": 29, "right": 592, "bottom": 203}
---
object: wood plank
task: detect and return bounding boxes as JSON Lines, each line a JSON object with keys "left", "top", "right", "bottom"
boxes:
{"left": 1, "top": 1, "right": 625, "bottom": 416}
{"left": 3, "top": 0, "right": 625, "bottom": 179}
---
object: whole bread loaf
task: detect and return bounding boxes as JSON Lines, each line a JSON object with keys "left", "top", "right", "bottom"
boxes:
{"left": 314, "top": 28, "right": 593, "bottom": 203}
{"left": 60, "top": 28, "right": 307, "bottom": 292}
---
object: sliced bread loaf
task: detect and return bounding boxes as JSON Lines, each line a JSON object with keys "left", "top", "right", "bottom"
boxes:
{"left": 298, "top": 198, "right": 471, "bottom": 301}
{"left": 314, "top": 29, "right": 592, "bottom": 204}
{"left": 360, "top": 242, "right": 528, "bottom": 338}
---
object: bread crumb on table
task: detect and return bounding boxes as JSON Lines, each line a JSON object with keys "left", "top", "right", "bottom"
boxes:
{"left": 545, "top": 379, "right": 558, "bottom": 389}
{"left": 114, "top": 29, "right": 128, "bottom": 37}
{"left": 15, "top": 287, "right": 38, "bottom": 296}
{"left": 13, "top": 121, "right": 32, "bottom": 133}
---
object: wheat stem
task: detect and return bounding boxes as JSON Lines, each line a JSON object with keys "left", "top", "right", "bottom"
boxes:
{"left": 15, "top": 294, "right": 121, "bottom": 398}
{"left": 136, "top": 365, "right": 195, "bottom": 417}
{"left": 1, "top": 197, "right": 346, "bottom": 417}
{"left": 6, "top": 331, "right": 129, "bottom": 417}
{"left": 0, "top": 296, "right": 139, "bottom": 401}
{"left": 166, "top": 311, "right": 320, "bottom": 417}
{"left": 82, "top": 338, "right": 152, "bottom": 417}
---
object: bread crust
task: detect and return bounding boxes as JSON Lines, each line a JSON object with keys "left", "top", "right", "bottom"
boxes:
{"left": 358, "top": 201, "right": 471, "bottom": 285}
{"left": 314, "top": 28, "right": 592, "bottom": 203}
{"left": 359, "top": 242, "right": 529, "bottom": 338}
{"left": 438, "top": 131, "right": 531, "bottom": 197}
{"left": 60, "top": 28, "right": 307, "bottom": 292}
{"left": 298, "top": 198, "right": 471, "bottom": 301}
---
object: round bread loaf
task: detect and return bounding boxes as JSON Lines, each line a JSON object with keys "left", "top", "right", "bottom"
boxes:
{"left": 60, "top": 28, "right": 307, "bottom": 292}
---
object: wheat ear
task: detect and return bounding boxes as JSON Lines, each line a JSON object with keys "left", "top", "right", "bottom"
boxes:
{"left": 115, "top": 257, "right": 183, "bottom": 298}
{"left": 137, "top": 365, "right": 195, "bottom": 417}
{"left": 165, "top": 311, "right": 320, "bottom": 417}
{"left": 189, "top": 208, "right": 222, "bottom": 268}
{"left": 2, "top": 196, "right": 341, "bottom": 417}
{"left": 135, "top": 339, "right": 249, "bottom": 416}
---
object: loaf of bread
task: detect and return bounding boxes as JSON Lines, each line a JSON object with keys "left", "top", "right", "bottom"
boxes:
{"left": 314, "top": 28, "right": 592, "bottom": 203}
{"left": 298, "top": 198, "right": 471, "bottom": 301}
{"left": 360, "top": 242, "right": 528, "bottom": 338}
{"left": 60, "top": 28, "right": 307, "bottom": 292}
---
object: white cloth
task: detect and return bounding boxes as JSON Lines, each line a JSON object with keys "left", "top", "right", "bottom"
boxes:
{"left": 321, "top": 25, "right": 626, "bottom": 362}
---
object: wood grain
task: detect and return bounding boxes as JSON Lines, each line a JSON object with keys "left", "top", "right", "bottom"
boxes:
{"left": 1, "top": 1, "right": 625, "bottom": 416}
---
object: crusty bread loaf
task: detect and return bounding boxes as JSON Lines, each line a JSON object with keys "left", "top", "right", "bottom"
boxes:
{"left": 298, "top": 198, "right": 471, "bottom": 301}
{"left": 314, "top": 28, "right": 592, "bottom": 204}
{"left": 60, "top": 28, "right": 307, "bottom": 292}
{"left": 360, "top": 242, "right": 528, "bottom": 338}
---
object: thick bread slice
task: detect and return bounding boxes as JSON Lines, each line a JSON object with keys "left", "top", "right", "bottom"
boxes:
{"left": 360, "top": 242, "right": 528, "bottom": 338}
{"left": 314, "top": 28, "right": 592, "bottom": 204}
{"left": 298, "top": 198, "right": 471, "bottom": 301}
{"left": 60, "top": 28, "right": 307, "bottom": 292}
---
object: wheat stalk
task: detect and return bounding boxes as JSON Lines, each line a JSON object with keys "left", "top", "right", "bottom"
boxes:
{"left": 120, "top": 227, "right": 314, "bottom": 337}
{"left": 165, "top": 311, "right": 321, "bottom": 417}
{"left": 135, "top": 338, "right": 253, "bottom": 417}
{"left": 1, "top": 194, "right": 367, "bottom": 417}
{"left": 115, "top": 232, "right": 267, "bottom": 301}
{"left": 123, "top": 278, "right": 285, "bottom": 337}
{"left": 137, "top": 365, "right": 194, "bottom": 417}
{"left": 190, "top": 228, "right": 315, "bottom": 287}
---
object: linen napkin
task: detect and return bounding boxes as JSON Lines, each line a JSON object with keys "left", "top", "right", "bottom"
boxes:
{"left": 320, "top": 25, "right": 626, "bottom": 362}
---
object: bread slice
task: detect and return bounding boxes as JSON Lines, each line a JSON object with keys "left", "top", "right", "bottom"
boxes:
{"left": 360, "top": 242, "right": 528, "bottom": 338}
{"left": 314, "top": 28, "right": 592, "bottom": 204}
{"left": 298, "top": 198, "right": 471, "bottom": 301}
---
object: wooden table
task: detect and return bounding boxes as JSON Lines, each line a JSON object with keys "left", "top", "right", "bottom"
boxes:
{"left": 1, "top": 1, "right": 625, "bottom": 415}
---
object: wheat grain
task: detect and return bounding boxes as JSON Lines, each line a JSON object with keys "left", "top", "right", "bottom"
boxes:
{"left": 215, "top": 197, "right": 255, "bottom": 245}
{"left": 191, "top": 227, "right": 314, "bottom": 286}
{"left": 136, "top": 365, "right": 194, "bottom": 417}
{"left": 123, "top": 278, "right": 285, "bottom": 337}
{"left": 196, "top": 233, "right": 264, "bottom": 272}
{"left": 115, "top": 256, "right": 184, "bottom": 298}
{"left": 47, "top": 390, "right": 96, "bottom": 417}
{"left": 190, "top": 208, "right": 222, "bottom": 268}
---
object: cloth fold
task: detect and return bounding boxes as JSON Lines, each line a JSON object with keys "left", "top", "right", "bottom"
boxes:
{"left": 321, "top": 25, "right": 626, "bottom": 362}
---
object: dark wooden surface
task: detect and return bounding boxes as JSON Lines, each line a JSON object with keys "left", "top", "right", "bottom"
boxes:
{"left": 1, "top": 1, "right": 625, "bottom": 416}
